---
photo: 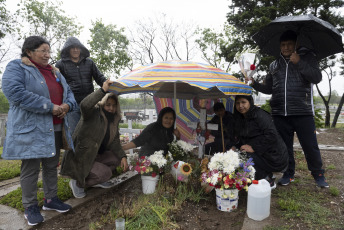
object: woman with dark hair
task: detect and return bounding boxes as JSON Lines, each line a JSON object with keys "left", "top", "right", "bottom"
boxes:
{"left": 233, "top": 95, "right": 288, "bottom": 189}
{"left": 2, "top": 36, "right": 77, "bottom": 225}
{"left": 122, "top": 107, "right": 181, "bottom": 157}
{"left": 61, "top": 80, "right": 128, "bottom": 199}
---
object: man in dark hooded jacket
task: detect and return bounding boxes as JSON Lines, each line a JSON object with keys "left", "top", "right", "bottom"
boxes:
{"left": 56, "top": 37, "right": 107, "bottom": 134}
{"left": 250, "top": 30, "right": 329, "bottom": 188}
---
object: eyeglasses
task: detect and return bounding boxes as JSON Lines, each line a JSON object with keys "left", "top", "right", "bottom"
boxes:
{"left": 34, "top": 49, "right": 52, "bottom": 54}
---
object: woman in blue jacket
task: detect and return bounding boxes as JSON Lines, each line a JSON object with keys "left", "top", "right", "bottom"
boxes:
{"left": 2, "top": 36, "right": 77, "bottom": 226}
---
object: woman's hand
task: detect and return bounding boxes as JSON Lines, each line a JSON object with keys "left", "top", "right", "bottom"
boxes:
{"left": 121, "top": 157, "right": 129, "bottom": 172}
{"left": 173, "top": 128, "right": 181, "bottom": 140}
{"left": 102, "top": 79, "right": 114, "bottom": 92}
{"left": 240, "top": 144, "right": 254, "bottom": 153}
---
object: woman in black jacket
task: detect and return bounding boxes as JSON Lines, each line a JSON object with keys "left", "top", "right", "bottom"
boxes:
{"left": 122, "top": 107, "right": 180, "bottom": 157}
{"left": 233, "top": 95, "right": 288, "bottom": 188}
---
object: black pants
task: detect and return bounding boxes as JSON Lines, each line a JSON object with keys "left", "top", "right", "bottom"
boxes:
{"left": 247, "top": 153, "right": 275, "bottom": 180}
{"left": 273, "top": 115, "right": 324, "bottom": 177}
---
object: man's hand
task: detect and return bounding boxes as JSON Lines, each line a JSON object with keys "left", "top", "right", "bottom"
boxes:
{"left": 173, "top": 128, "right": 181, "bottom": 140}
{"left": 121, "top": 157, "right": 129, "bottom": 172}
{"left": 102, "top": 79, "right": 114, "bottom": 92}
{"left": 52, "top": 104, "right": 63, "bottom": 116}
{"left": 290, "top": 52, "right": 300, "bottom": 64}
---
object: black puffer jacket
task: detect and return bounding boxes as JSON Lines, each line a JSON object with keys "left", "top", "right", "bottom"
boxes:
{"left": 56, "top": 37, "right": 106, "bottom": 104}
{"left": 253, "top": 47, "right": 322, "bottom": 116}
{"left": 234, "top": 103, "right": 288, "bottom": 172}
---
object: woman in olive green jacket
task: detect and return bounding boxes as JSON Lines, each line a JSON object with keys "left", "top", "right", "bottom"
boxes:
{"left": 61, "top": 80, "right": 128, "bottom": 198}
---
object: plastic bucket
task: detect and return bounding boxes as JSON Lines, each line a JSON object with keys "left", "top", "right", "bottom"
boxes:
{"left": 247, "top": 179, "right": 271, "bottom": 221}
{"left": 215, "top": 188, "right": 239, "bottom": 212}
{"left": 141, "top": 175, "right": 159, "bottom": 194}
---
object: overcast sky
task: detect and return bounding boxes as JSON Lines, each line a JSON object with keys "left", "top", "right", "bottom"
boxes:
{"left": 4, "top": 0, "right": 344, "bottom": 95}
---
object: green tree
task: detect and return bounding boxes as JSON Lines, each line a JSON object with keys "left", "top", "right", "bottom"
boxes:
{"left": 16, "top": 0, "right": 82, "bottom": 64}
{"left": 0, "top": 91, "right": 9, "bottom": 113}
{"left": 88, "top": 19, "right": 131, "bottom": 78}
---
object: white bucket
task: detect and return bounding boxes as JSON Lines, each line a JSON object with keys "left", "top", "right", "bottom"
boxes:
{"left": 141, "top": 175, "right": 159, "bottom": 194}
{"left": 247, "top": 179, "right": 271, "bottom": 221}
{"left": 215, "top": 188, "right": 239, "bottom": 212}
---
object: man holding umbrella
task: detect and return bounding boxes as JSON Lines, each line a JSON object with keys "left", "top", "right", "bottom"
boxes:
{"left": 250, "top": 30, "right": 329, "bottom": 188}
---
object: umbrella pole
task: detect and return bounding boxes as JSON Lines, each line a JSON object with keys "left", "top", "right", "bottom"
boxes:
{"left": 220, "top": 116, "right": 225, "bottom": 152}
{"left": 174, "top": 82, "right": 176, "bottom": 129}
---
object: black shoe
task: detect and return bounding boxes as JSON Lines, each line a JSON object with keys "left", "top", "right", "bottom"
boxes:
{"left": 277, "top": 176, "right": 294, "bottom": 186}
{"left": 24, "top": 205, "right": 44, "bottom": 226}
{"left": 265, "top": 176, "right": 277, "bottom": 189}
{"left": 313, "top": 174, "right": 329, "bottom": 188}
{"left": 42, "top": 196, "right": 71, "bottom": 213}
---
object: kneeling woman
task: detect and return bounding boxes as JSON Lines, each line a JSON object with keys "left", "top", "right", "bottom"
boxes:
{"left": 122, "top": 107, "right": 180, "bottom": 157}
{"left": 233, "top": 95, "right": 288, "bottom": 188}
{"left": 61, "top": 80, "right": 128, "bottom": 198}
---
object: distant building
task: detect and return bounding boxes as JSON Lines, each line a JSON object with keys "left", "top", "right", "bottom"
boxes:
{"left": 253, "top": 93, "right": 271, "bottom": 106}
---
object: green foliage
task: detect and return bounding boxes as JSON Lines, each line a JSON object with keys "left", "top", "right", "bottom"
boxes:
{"left": 88, "top": 19, "right": 131, "bottom": 77}
{"left": 260, "top": 99, "right": 271, "bottom": 113}
{"left": 119, "top": 123, "right": 146, "bottom": 129}
{"left": 0, "top": 159, "right": 21, "bottom": 181}
{"left": 119, "top": 95, "right": 155, "bottom": 110}
{"left": 0, "top": 177, "right": 73, "bottom": 211}
{"left": 329, "top": 186, "right": 340, "bottom": 196}
{"left": 314, "top": 108, "right": 324, "bottom": 128}
{"left": 16, "top": 0, "right": 82, "bottom": 64}
{"left": 0, "top": 91, "right": 9, "bottom": 113}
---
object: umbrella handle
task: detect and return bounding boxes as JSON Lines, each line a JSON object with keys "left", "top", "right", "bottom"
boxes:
{"left": 220, "top": 116, "right": 225, "bottom": 153}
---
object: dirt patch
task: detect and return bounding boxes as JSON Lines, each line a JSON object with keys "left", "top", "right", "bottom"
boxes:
{"left": 36, "top": 128, "right": 344, "bottom": 230}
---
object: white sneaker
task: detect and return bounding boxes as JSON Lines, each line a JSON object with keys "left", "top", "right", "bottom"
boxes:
{"left": 69, "top": 179, "right": 86, "bottom": 198}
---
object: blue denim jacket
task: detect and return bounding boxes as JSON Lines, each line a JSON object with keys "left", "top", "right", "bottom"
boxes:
{"left": 2, "top": 58, "right": 77, "bottom": 160}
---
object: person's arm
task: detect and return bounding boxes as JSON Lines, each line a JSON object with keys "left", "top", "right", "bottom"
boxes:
{"left": 90, "top": 59, "right": 107, "bottom": 87}
{"left": 122, "top": 141, "right": 136, "bottom": 150}
{"left": 251, "top": 73, "right": 273, "bottom": 95}
{"left": 294, "top": 52, "right": 322, "bottom": 84}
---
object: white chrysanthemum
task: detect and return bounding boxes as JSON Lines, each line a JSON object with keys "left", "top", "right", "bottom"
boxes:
{"left": 176, "top": 140, "right": 194, "bottom": 152}
{"left": 210, "top": 173, "right": 219, "bottom": 185}
{"left": 149, "top": 150, "right": 167, "bottom": 168}
{"left": 248, "top": 165, "right": 256, "bottom": 178}
{"left": 208, "top": 150, "right": 240, "bottom": 174}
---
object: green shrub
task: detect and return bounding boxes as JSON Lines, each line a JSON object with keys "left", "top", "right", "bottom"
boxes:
{"left": 119, "top": 123, "right": 146, "bottom": 129}
{"left": 0, "top": 160, "right": 21, "bottom": 181}
{"left": 260, "top": 100, "right": 271, "bottom": 113}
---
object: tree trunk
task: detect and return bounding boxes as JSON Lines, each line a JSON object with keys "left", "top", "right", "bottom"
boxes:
{"left": 324, "top": 103, "right": 331, "bottom": 127}
{"left": 331, "top": 93, "right": 344, "bottom": 128}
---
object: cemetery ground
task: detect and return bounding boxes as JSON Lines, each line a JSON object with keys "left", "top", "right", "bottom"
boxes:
{"left": 0, "top": 128, "right": 343, "bottom": 229}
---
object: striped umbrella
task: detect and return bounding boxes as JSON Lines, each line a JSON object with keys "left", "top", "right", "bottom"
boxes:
{"left": 154, "top": 96, "right": 235, "bottom": 143}
{"left": 109, "top": 60, "right": 252, "bottom": 99}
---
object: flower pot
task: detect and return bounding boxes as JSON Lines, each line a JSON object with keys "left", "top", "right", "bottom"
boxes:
{"left": 141, "top": 175, "right": 159, "bottom": 194}
{"left": 215, "top": 188, "right": 239, "bottom": 212}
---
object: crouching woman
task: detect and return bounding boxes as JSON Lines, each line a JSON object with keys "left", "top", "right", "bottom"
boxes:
{"left": 233, "top": 95, "right": 288, "bottom": 188}
{"left": 61, "top": 80, "right": 128, "bottom": 198}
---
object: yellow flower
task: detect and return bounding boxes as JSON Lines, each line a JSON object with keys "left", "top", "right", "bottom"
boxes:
{"left": 247, "top": 178, "right": 251, "bottom": 184}
{"left": 180, "top": 163, "right": 192, "bottom": 176}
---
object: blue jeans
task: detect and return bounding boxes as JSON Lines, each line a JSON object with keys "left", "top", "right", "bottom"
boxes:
{"left": 67, "top": 104, "right": 81, "bottom": 135}
{"left": 273, "top": 115, "right": 324, "bottom": 177}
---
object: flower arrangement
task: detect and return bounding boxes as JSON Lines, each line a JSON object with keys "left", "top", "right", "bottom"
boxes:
{"left": 235, "top": 48, "right": 260, "bottom": 81}
{"left": 168, "top": 140, "right": 195, "bottom": 162}
{"left": 171, "top": 161, "right": 193, "bottom": 182}
{"left": 128, "top": 150, "right": 169, "bottom": 177}
{"left": 201, "top": 150, "right": 255, "bottom": 191}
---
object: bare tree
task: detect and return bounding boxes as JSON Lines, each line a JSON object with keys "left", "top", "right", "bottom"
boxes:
{"left": 128, "top": 14, "right": 197, "bottom": 65}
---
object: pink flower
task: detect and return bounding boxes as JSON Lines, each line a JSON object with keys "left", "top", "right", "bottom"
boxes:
{"left": 142, "top": 166, "right": 146, "bottom": 172}
{"left": 177, "top": 176, "right": 184, "bottom": 181}
{"left": 135, "top": 165, "right": 141, "bottom": 173}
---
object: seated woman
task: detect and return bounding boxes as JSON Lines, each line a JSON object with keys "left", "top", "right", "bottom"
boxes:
{"left": 61, "top": 80, "right": 128, "bottom": 198}
{"left": 233, "top": 95, "right": 288, "bottom": 188}
{"left": 122, "top": 107, "right": 180, "bottom": 157}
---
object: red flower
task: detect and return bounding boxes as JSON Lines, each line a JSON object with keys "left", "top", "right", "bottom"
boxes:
{"left": 135, "top": 165, "right": 141, "bottom": 173}
{"left": 140, "top": 156, "right": 145, "bottom": 159}
{"left": 250, "top": 64, "right": 256, "bottom": 71}
{"left": 174, "top": 162, "right": 179, "bottom": 169}
{"left": 151, "top": 172, "right": 157, "bottom": 177}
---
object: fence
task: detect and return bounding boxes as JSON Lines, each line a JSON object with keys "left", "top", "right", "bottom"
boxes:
{"left": 0, "top": 114, "right": 7, "bottom": 146}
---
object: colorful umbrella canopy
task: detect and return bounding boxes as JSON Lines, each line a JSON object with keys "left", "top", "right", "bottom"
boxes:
{"left": 109, "top": 60, "right": 252, "bottom": 99}
{"left": 154, "top": 96, "right": 235, "bottom": 143}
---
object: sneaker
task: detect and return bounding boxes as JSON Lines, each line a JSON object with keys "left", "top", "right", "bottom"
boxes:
{"left": 278, "top": 176, "right": 294, "bottom": 186}
{"left": 42, "top": 196, "right": 71, "bottom": 213}
{"left": 24, "top": 205, "right": 44, "bottom": 226}
{"left": 313, "top": 174, "right": 329, "bottom": 188}
{"left": 69, "top": 179, "right": 86, "bottom": 198}
{"left": 265, "top": 176, "right": 277, "bottom": 190}
{"left": 92, "top": 181, "right": 114, "bottom": 189}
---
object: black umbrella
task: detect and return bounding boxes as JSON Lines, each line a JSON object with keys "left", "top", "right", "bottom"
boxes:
{"left": 252, "top": 14, "right": 344, "bottom": 60}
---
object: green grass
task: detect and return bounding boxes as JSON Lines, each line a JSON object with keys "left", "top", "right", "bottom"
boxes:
{"left": 89, "top": 176, "right": 206, "bottom": 230}
{"left": 0, "top": 177, "right": 73, "bottom": 211}
{"left": 0, "top": 146, "right": 3, "bottom": 158}
{"left": 0, "top": 159, "right": 21, "bottom": 181}
{"left": 276, "top": 187, "right": 342, "bottom": 229}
